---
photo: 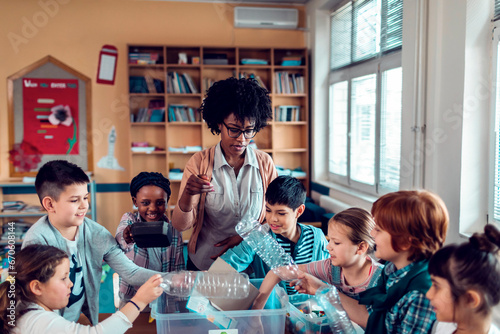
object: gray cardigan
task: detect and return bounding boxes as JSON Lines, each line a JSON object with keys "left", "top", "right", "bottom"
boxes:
{"left": 22, "top": 215, "right": 157, "bottom": 324}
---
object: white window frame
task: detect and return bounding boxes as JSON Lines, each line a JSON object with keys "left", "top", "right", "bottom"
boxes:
{"left": 328, "top": 51, "right": 402, "bottom": 195}
{"left": 489, "top": 22, "right": 500, "bottom": 225}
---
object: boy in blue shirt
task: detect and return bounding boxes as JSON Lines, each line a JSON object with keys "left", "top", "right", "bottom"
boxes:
{"left": 22, "top": 160, "right": 158, "bottom": 325}
{"left": 220, "top": 175, "right": 329, "bottom": 295}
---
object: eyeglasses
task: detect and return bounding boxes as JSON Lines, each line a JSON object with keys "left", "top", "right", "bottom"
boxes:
{"left": 223, "top": 122, "right": 256, "bottom": 139}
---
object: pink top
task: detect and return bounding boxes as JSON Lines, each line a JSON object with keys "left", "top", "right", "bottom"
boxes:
{"left": 304, "top": 256, "right": 380, "bottom": 295}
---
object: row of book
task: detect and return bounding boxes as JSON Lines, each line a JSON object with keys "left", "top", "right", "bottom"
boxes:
{"left": 274, "top": 72, "right": 305, "bottom": 94}
{"left": 129, "top": 52, "right": 160, "bottom": 65}
{"left": 1, "top": 201, "right": 42, "bottom": 213}
{"left": 131, "top": 108, "right": 165, "bottom": 122}
{"left": 237, "top": 72, "right": 267, "bottom": 90}
{"left": 166, "top": 72, "right": 198, "bottom": 94}
{"left": 274, "top": 105, "right": 301, "bottom": 122}
{"left": 168, "top": 105, "right": 201, "bottom": 122}
{"left": 131, "top": 71, "right": 302, "bottom": 95}
{"left": 129, "top": 76, "right": 165, "bottom": 94}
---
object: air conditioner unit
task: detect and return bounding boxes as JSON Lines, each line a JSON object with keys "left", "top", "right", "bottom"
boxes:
{"left": 234, "top": 7, "right": 298, "bottom": 30}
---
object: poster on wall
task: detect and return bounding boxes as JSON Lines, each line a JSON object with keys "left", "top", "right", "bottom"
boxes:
{"left": 22, "top": 78, "right": 79, "bottom": 155}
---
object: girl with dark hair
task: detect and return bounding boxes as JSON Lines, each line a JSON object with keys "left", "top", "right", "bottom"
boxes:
{"left": 426, "top": 224, "right": 500, "bottom": 334}
{"left": 0, "top": 245, "right": 163, "bottom": 334}
{"left": 115, "top": 172, "right": 184, "bottom": 308}
{"left": 172, "top": 77, "right": 277, "bottom": 270}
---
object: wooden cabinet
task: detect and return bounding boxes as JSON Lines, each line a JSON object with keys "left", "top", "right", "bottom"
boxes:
{"left": 127, "top": 45, "right": 309, "bottom": 206}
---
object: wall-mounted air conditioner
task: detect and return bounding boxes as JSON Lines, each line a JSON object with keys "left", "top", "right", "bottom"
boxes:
{"left": 234, "top": 7, "right": 299, "bottom": 30}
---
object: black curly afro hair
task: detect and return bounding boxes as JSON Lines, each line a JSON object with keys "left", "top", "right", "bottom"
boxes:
{"left": 200, "top": 77, "right": 272, "bottom": 135}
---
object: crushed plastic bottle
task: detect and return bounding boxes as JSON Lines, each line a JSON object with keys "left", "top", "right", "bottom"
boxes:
{"left": 315, "top": 286, "right": 356, "bottom": 334}
{"left": 235, "top": 219, "right": 300, "bottom": 281}
{"left": 160, "top": 271, "right": 250, "bottom": 299}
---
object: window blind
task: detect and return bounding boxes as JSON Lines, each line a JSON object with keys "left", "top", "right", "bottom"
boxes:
{"left": 495, "top": 0, "right": 500, "bottom": 22}
{"left": 330, "top": 0, "right": 402, "bottom": 71}
{"left": 494, "top": 41, "right": 500, "bottom": 220}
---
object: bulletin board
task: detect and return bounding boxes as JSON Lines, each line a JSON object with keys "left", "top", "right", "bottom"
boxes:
{"left": 7, "top": 56, "right": 93, "bottom": 176}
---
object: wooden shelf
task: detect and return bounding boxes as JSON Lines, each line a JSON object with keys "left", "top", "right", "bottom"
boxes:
{"left": 127, "top": 45, "right": 309, "bottom": 201}
{"left": 131, "top": 122, "right": 166, "bottom": 126}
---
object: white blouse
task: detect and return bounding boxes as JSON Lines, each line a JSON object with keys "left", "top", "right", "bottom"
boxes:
{"left": 10, "top": 303, "right": 132, "bottom": 334}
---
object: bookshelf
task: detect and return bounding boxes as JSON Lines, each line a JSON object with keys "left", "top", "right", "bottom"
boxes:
{"left": 127, "top": 45, "right": 309, "bottom": 208}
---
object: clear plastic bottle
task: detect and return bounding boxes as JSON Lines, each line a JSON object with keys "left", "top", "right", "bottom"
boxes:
{"left": 160, "top": 271, "right": 250, "bottom": 299}
{"left": 315, "top": 286, "right": 356, "bottom": 334}
{"left": 235, "top": 219, "right": 300, "bottom": 281}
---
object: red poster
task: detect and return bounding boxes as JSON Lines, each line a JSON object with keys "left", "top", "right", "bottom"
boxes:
{"left": 22, "top": 78, "right": 79, "bottom": 155}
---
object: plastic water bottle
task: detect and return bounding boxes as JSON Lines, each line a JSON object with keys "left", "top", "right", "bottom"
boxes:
{"left": 315, "top": 286, "right": 356, "bottom": 334}
{"left": 160, "top": 271, "right": 250, "bottom": 299}
{"left": 235, "top": 219, "right": 300, "bottom": 281}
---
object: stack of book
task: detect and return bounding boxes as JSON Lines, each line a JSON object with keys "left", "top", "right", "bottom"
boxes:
{"left": 2, "top": 201, "right": 26, "bottom": 212}
{"left": 241, "top": 58, "right": 268, "bottom": 65}
{"left": 129, "top": 52, "right": 160, "bottom": 65}
{"left": 131, "top": 142, "right": 159, "bottom": 153}
{"left": 280, "top": 56, "right": 302, "bottom": 66}
{"left": 204, "top": 53, "right": 228, "bottom": 65}
{"left": 166, "top": 72, "right": 198, "bottom": 94}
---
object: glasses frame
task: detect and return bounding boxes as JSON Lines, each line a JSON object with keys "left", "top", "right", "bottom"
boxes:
{"left": 222, "top": 122, "right": 257, "bottom": 139}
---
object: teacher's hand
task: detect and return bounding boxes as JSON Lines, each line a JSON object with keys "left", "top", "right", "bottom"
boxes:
{"left": 178, "top": 174, "right": 214, "bottom": 213}
{"left": 184, "top": 174, "right": 214, "bottom": 196}
{"left": 211, "top": 235, "right": 243, "bottom": 259}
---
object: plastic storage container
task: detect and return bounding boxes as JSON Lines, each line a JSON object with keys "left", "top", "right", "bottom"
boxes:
{"left": 286, "top": 294, "right": 331, "bottom": 334}
{"left": 151, "top": 278, "right": 288, "bottom": 334}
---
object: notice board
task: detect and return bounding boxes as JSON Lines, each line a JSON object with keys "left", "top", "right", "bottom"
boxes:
{"left": 7, "top": 56, "right": 92, "bottom": 176}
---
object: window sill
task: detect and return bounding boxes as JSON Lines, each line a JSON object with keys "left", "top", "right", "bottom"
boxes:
{"left": 312, "top": 179, "right": 379, "bottom": 209}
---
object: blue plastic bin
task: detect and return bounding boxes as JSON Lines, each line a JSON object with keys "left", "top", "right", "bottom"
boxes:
{"left": 151, "top": 278, "right": 288, "bottom": 334}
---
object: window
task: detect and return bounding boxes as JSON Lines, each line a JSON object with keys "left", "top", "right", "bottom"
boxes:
{"left": 491, "top": 5, "right": 500, "bottom": 221}
{"left": 328, "top": 0, "right": 403, "bottom": 194}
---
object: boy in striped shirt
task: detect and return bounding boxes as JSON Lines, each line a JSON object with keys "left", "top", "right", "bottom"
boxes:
{"left": 220, "top": 175, "right": 329, "bottom": 294}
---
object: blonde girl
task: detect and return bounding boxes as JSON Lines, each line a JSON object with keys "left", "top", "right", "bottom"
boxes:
{"left": 254, "top": 207, "right": 383, "bottom": 308}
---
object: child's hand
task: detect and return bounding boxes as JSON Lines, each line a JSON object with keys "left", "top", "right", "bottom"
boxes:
{"left": 133, "top": 274, "right": 164, "bottom": 308}
{"left": 292, "top": 272, "right": 328, "bottom": 295}
{"left": 123, "top": 225, "right": 134, "bottom": 244}
{"left": 184, "top": 174, "right": 214, "bottom": 196}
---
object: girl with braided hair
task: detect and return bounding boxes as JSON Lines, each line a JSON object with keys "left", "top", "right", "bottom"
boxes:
{"left": 426, "top": 224, "right": 500, "bottom": 334}
{"left": 115, "top": 172, "right": 184, "bottom": 308}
